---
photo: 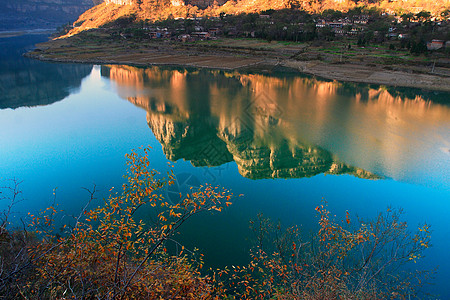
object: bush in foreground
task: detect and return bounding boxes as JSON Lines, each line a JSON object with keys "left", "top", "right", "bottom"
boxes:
{"left": 215, "top": 207, "right": 432, "bottom": 299}
{"left": 1, "top": 148, "right": 231, "bottom": 299}
{"left": 0, "top": 148, "right": 433, "bottom": 299}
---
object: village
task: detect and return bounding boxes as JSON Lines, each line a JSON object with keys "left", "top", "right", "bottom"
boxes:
{"left": 103, "top": 9, "right": 450, "bottom": 53}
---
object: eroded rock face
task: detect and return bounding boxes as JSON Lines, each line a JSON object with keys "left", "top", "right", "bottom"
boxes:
{"left": 103, "top": 0, "right": 226, "bottom": 6}
{"left": 143, "top": 104, "right": 378, "bottom": 179}
{"left": 220, "top": 131, "right": 334, "bottom": 179}
{"left": 187, "top": 0, "right": 228, "bottom": 8}
{"left": 104, "top": 0, "right": 134, "bottom": 4}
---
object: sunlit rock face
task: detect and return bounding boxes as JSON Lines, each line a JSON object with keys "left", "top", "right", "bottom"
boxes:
{"left": 103, "top": 0, "right": 227, "bottom": 7}
{"left": 0, "top": 0, "right": 96, "bottom": 30}
{"left": 69, "top": 0, "right": 448, "bottom": 37}
{"left": 187, "top": 0, "right": 228, "bottom": 8}
{"left": 67, "top": 0, "right": 292, "bottom": 36}
{"left": 104, "top": 0, "right": 134, "bottom": 4}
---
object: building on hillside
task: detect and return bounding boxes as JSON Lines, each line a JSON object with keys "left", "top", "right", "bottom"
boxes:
{"left": 353, "top": 15, "right": 369, "bottom": 24}
{"left": 316, "top": 20, "right": 326, "bottom": 28}
{"left": 328, "top": 22, "right": 344, "bottom": 29}
{"left": 209, "top": 28, "right": 220, "bottom": 36}
{"left": 427, "top": 40, "right": 444, "bottom": 50}
{"left": 178, "top": 34, "right": 191, "bottom": 42}
{"left": 191, "top": 32, "right": 211, "bottom": 40}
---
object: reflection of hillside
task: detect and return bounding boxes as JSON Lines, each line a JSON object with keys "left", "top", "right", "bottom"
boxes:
{"left": 0, "top": 35, "right": 93, "bottom": 109}
{"left": 220, "top": 125, "right": 378, "bottom": 180}
{"left": 102, "top": 64, "right": 450, "bottom": 184}
{"left": 146, "top": 111, "right": 233, "bottom": 167}
{"left": 102, "top": 64, "right": 385, "bottom": 180}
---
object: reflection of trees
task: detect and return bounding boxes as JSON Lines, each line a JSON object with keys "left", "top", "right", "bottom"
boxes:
{"left": 0, "top": 35, "right": 93, "bottom": 109}
{"left": 336, "top": 81, "right": 450, "bottom": 104}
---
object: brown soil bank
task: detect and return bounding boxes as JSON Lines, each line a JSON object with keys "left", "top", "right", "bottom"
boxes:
{"left": 26, "top": 35, "right": 450, "bottom": 93}
{"left": 283, "top": 61, "right": 450, "bottom": 93}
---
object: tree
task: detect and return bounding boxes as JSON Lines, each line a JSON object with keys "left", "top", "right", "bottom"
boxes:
{"left": 441, "top": 9, "right": 450, "bottom": 21}
{"left": 401, "top": 12, "right": 414, "bottom": 25}
{"left": 214, "top": 204, "right": 433, "bottom": 299}
{"left": 0, "top": 152, "right": 434, "bottom": 299}
{"left": 415, "top": 11, "right": 432, "bottom": 23}
{"left": 410, "top": 40, "right": 427, "bottom": 55}
{"left": 0, "top": 179, "right": 36, "bottom": 299}
{"left": 1, "top": 147, "right": 232, "bottom": 299}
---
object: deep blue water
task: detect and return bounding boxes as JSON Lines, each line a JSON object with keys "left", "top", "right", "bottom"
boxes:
{"left": 1, "top": 34, "right": 449, "bottom": 298}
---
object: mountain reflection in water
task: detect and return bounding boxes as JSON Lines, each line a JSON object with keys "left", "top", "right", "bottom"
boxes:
{"left": 101, "top": 65, "right": 450, "bottom": 186}
{"left": 0, "top": 35, "right": 93, "bottom": 109}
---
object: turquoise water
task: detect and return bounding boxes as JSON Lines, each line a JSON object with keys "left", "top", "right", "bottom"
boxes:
{"left": 1, "top": 35, "right": 449, "bottom": 298}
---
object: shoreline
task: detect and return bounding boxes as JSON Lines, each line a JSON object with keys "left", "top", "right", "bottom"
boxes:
{"left": 26, "top": 38, "right": 450, "bottom": 93}
{"left": 0, "top": 29, "right": 56, "bottom": 38}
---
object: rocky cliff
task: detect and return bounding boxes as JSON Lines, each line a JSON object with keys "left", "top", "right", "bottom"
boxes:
{"left": 60, "top": 0, "right": 449, "bottom": 37}
{"left": 104, "top": 0, "right": 134, "bottom": 4}
{"left": 64, "top": 0, "right": 298, "bottom": 36}
{"left": 0, "top": 0, "right": 96, "bottom": 30}
{"left": 103, "top": 0, "right": 229, "bottom": 7}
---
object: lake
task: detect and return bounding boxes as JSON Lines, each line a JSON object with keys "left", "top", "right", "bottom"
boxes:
{"left": 1, "top": 34, "right": 449, "bottom": 298}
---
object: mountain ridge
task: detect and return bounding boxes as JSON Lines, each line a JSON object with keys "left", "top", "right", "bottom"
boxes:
{"left": 0, "top": 0, "right": 98, "bottom": 31}
{"left": 67, "top": 0, "right": 449, "bottom": 36}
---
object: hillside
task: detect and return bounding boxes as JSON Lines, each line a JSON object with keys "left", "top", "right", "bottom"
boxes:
{"left": 0, "top": 0, "right": 98, "bottom": 31}
{"left": 68, "top": 0, "right": 449, "bottom": 36}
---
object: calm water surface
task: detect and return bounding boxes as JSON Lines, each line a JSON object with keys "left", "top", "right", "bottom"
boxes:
{"left": 1, "top": 35, "right": 449, "bottom": 298}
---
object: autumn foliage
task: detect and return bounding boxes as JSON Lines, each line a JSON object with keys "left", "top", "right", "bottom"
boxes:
{"left": 1, "top": 147, "right": 232, "bottom": 299}
{"left": 213, "top": 205, "right": 432, "bottom": 299}
{"left": 0, "top": 148, "right": 433, "bottom": 299}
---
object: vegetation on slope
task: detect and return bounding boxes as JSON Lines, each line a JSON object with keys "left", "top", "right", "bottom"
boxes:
{"left": 66, "top": 0, "right": 450, "bottom": 36}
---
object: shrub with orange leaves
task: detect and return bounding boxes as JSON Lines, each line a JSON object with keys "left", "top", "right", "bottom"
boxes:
{"left": 213, "top": 204, "right": 433, "bottom": 299}
{"left": 0, "top": 150, "right": 433, "bottom": 299}
{"left": 1, "top": 147, "right": 232, "bottom": 299}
